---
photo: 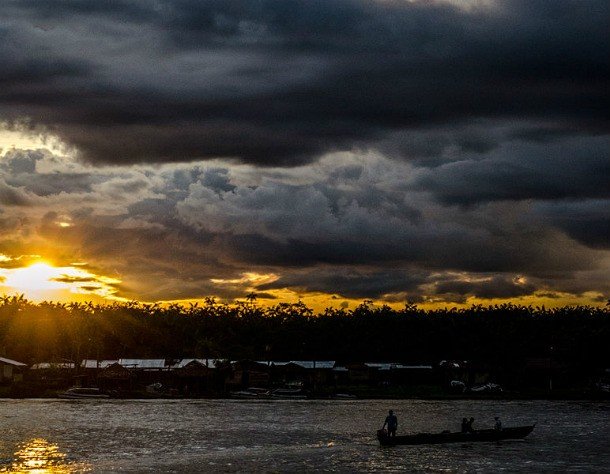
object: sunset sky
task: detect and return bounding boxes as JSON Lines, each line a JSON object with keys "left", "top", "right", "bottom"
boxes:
{"left": 0, "top": 0, "right": 608, "bottom": 310}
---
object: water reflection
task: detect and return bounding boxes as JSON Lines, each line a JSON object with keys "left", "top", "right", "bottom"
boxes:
{"left": 0, "top": 400, "right": 608, "bottom": 472}
{"left": 2, "top": 439, "right": 88, "bottom": 473}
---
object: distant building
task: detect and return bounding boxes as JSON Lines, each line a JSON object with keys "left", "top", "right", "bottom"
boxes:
{"left": 379, "top": 364, "right": 436, "bottom": 386}
{"left": 227, "top": 360, "right": 271, "bottom": 389}
{"left": 175, "top": 359, "right": 217, "bottom": 396}
{"left": 98, "top": 362, "right": 133, "bottom": 391}
{"left": 0, "top": 357, "right": 27, "bottom": 383}
{"left": 30, "top": 362, "right": 75, "bottom": 370}
{"left": 81, "top": 359, "right": 119, "bottom": 370}
{"left": 269, "top": 361, "right": 336, "bottom": 388}
{"left": 28, "top": 361, "right": 76, "bottom": 388}
{"left": 118, "top": 359, "right": 168, "bottom": 371}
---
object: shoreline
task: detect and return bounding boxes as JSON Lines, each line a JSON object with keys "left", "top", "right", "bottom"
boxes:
{"left": 1, "top": 393, "right": 608, "bottom": 401}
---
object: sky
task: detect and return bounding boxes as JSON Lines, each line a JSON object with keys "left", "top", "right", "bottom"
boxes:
{"left": 0, "top": 0, "right": 608, "bottom": 310}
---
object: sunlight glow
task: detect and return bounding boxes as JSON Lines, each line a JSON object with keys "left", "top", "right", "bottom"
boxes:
{"left": 211, "top": 272, "right": 279, "bottom": 286}
{"left": 0, "top": 262, "right": 122, "bottom": 302}
{"left": 4, "top": 263, "right": 66, "bottom": 291}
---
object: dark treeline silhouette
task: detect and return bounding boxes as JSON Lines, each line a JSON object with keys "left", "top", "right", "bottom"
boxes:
{"left": 0, "top": 295, "right": 608, "bottom": 369}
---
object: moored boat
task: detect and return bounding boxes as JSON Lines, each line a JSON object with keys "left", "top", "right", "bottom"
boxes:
{"left": 271, "top": 388, "right": 308, "bottom": 399}
{"left": 333, "top": 393, "right": 357, "bottom": 399}
{"left": 230, "top": 387, "right": 271, "bottom": 399}
{"left": 377, "top": 425, "right": 535, "bottom": 446}
{"left": 58, "top": 387, "right": 110, "bottom": 399}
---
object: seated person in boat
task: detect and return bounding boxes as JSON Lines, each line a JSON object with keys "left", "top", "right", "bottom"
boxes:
{"left": 466, "top": 417, "right": 475, "bottom": 433}
{"left": 494, "top": 417, "right": 502, "bottom": 431}
{"left": 461, "top": 417, "right": 469, "bottom": 433}
{"left": 382, "top": 410, "right": 398, "bottom": 437}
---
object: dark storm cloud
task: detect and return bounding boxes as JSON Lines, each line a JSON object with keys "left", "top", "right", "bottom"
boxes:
{"left": 200, "top": 168, "right": 237, "bottom": 194}
{"left": 415, "top": 135, "right": 610, "bottom": 205}
{"left": 1, "top": 0, "right": 608, "bottom": 166}
{"left": 257, "top": 268, "right": 428, "bottom": 299}
{"left": 1, "top": 148, "right": 607, "bottom": 302}
{"left": 2, "top": 0, "right": 609, "bottom": 305}
{"left": 177, "top": 172, "right": 599, "bottom": 276}
{"left": 10, "top": 0, "right": 155, "bottom": 21}
{"left": 432, "top": 275, "right": 537, "bottom": 300}
{"left": 256, "top": 267, "right": 540, "bottom": 302}
{"left": 534, "top": 199, "right": 610, "bottom": 250}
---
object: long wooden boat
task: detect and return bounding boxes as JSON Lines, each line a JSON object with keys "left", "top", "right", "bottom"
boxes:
{"left": 271, "top": 388, "right": 308, "bottom": 399}
{"left": 229, "top": 387, "right": 271, "bottom": 399}
{"left": 377, "top": 425, "right": 535, "bottom": 446}
{"left": 58, "top": 387, "right": 110, "bottom": 399}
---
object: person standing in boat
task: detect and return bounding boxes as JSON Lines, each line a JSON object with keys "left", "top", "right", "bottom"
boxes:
{"left": 494, "top": 417, "right": 502, "bottom": 431}
{"left": 461, "top": 418, "right": 469, "bottom": 433}
{"left": 382, "top": 410, "right": 398, "bottom": 437}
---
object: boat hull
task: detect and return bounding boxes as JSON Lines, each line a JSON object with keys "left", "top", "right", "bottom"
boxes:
{"left": 57, "top": 387, "right": 110, "bottom": 399}
{"left": 58, "top": 394, "right": 110, "bottom": 399}
{"left": 377, "top": 425, "right": 535, "bottom": 446}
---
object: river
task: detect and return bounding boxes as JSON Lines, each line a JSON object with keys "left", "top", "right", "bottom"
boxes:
{"left": 0, "top": 399, "right": 608, "bottom": 472}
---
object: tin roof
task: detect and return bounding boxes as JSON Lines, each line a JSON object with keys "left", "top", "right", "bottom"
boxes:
{"left": 30, "top": 362, "right": 75, "bottom": 370}
{"left": 365, "top": 363, "right": 433, "bottom": 371}
{"left": 118, "top": 359, "right": 167, "bottom": 369}
{"left": 174, "top": 359, "right": 218, "bottom": 369}
{"left": 0, "top": 357, "right": 27, "bottom": 367}
{"left": 81, "top": 359, "right": 119, "bottom": 369}
{"left": 285, "top": 361, "right": 336, "bottom": 369}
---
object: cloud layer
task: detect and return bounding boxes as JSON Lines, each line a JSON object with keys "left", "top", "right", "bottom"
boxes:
{"left": 0, "top": 147, "right": 607, "bottom": 304}
{"left": 1, "top": 0, "right": 608, "bottom": 165}
{"left": 0, "top": 0, "right": 608, "bottom": 306}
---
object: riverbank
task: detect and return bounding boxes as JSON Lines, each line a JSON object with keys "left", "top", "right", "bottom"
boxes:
{"left": 0, "top": 384, "right": 607, "bottom": 401}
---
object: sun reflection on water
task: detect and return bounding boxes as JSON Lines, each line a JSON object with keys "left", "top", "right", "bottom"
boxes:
{"left": 2, "top": 439, "right": 89, "bottom": 473}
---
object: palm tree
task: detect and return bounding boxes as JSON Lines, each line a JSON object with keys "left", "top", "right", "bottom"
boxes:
{"left": 245, "top": 292, "right": 258, "bottom": 307}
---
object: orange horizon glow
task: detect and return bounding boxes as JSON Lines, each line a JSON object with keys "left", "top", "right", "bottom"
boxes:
{"left": 0, "top": 261, "right": 605, "bottom": 312}
{"left": 0, "top": 261, "right": 123, "bottom": 303}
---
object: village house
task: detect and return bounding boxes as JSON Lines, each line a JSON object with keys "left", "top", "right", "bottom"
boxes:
{"left": 269, "top": 361, "right": 336, "bottom": 389}
{"left": 97, "top": 362, "right": 133, "bottom": 392}
{"left": 226, "top": 360, "right": 270, "bottom": 389}
{"left": 0, "top": 357, "right": 27, "bottom": 384}
{"left": 365, "top": 363, "right": 437, "bottom": 386}
{"left": 28, "top": 361, "right": 76, "bottom": 388}
{"left": 175, "top": 359, "right": 220, "bottom": 396}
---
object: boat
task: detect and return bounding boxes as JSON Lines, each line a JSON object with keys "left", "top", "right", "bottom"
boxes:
{"left": 271, "top": 388, "right": 308, "bottom": 399}
{"left": 333, "top": 393, "right": 357, "bottom": 399}
{"left": 377, "top": 425, "right": 535, "bottom": 446}
{"left": 230, "top": 387, "right": 271, "bottom": 399}
{"left": 58, "top": 387, "right": 110, "bottom": 399}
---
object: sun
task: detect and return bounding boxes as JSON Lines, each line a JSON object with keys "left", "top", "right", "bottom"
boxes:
{"left": 0, "top": 261, "right": 123, "bottom": 302}
{"left": 3, "top": 263, "right": 66, "bottom": 292}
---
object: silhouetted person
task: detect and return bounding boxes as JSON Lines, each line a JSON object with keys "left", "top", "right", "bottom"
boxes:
{"left": 382, "top": 410, "right": 398, "bottom": 437}
{"left": 494, "top": 417, "right": 502, "bottom": 431}
{"left": 466, "top": 417, "right": 475, "bottom": 433}
{"left": 461, "top": 417, "right": 469, "bottom": 433}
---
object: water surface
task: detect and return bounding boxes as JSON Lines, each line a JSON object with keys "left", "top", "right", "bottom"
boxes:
{"left": 0, "top": 399, "right": 608, "bottom": 472}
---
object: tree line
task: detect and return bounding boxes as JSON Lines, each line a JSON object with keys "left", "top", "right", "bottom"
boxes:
{"left": 0, "top": 295, "right": 608, "bottom": 369}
